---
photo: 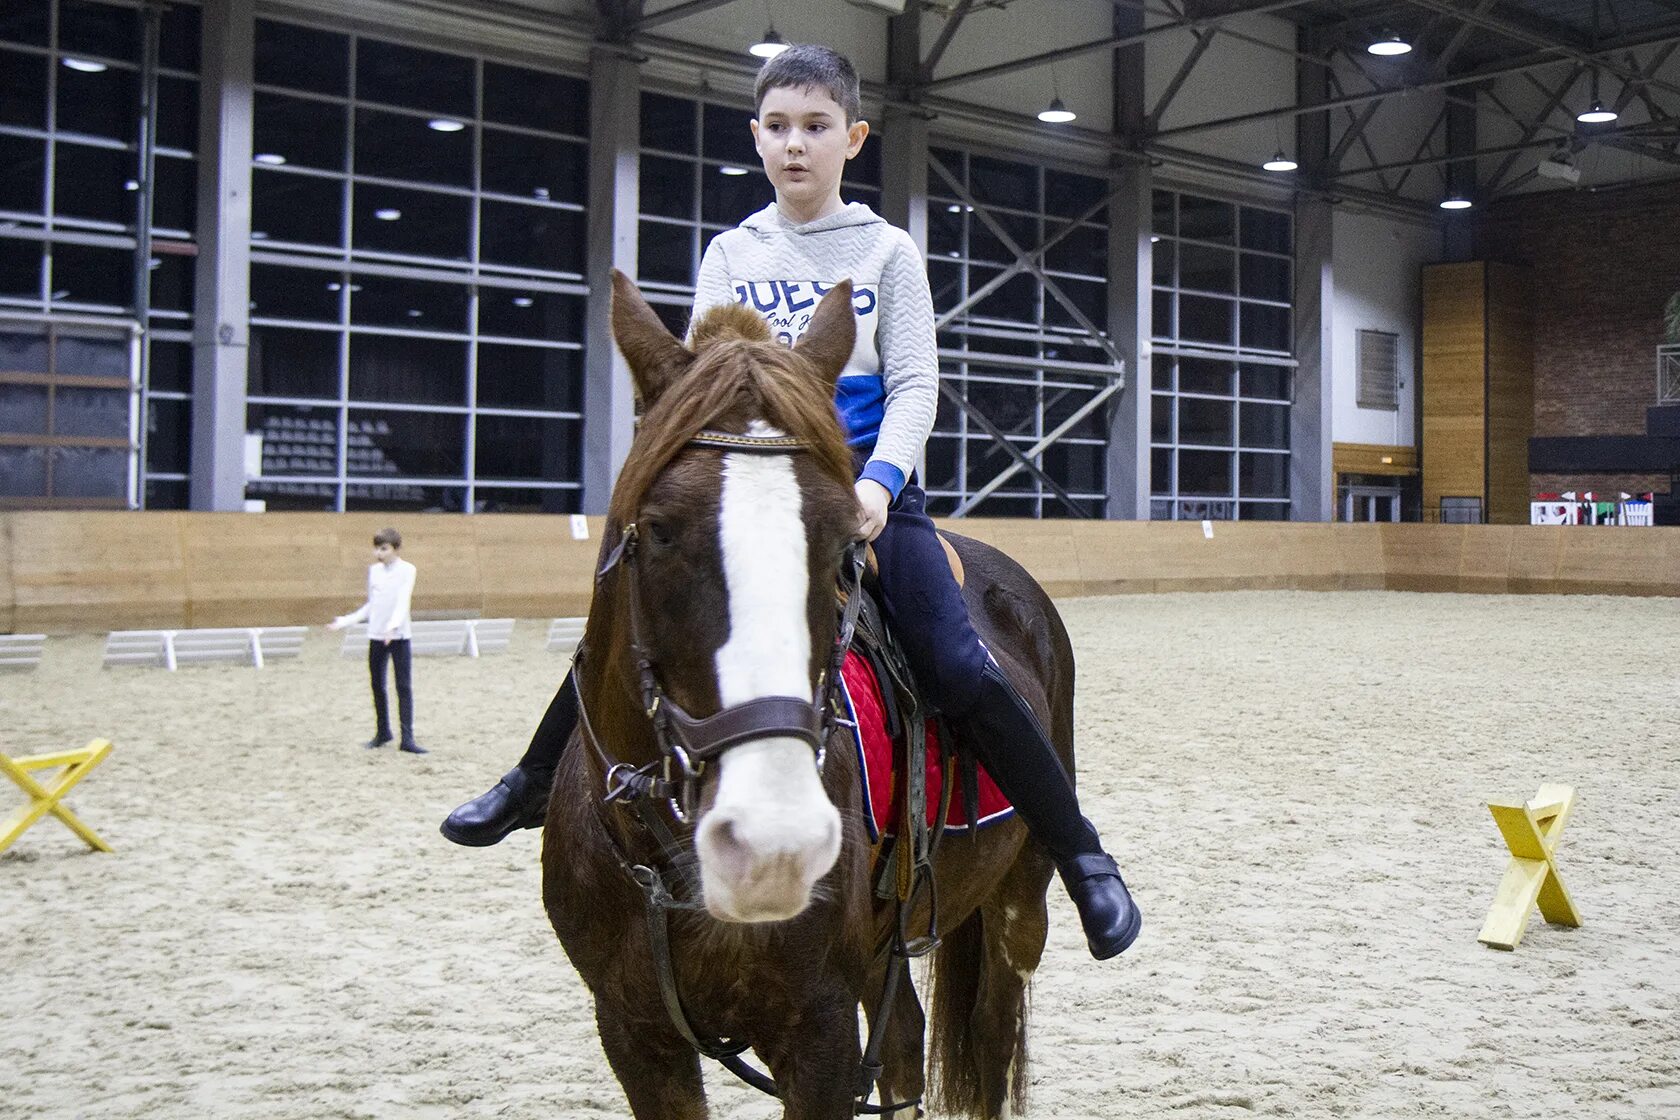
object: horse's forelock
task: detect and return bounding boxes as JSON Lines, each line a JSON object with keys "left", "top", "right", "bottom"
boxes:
{"left": 689, "top": 303, "right": 773, "bottom": 350}
{"left": 608, "top": 336, "right": 854, "bottom": 528}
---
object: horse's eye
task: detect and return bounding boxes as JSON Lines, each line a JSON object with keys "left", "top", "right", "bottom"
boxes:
{"left": 646, "top": 518, "right": 675, "bottom": 548}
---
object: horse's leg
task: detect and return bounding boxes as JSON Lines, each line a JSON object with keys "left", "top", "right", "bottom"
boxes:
{"left": 756, "top": 983, "right": 861, "bottom": 1120}
{"left": 973, "top": 844, "right": 1054, "bottom": 1119}
{"left": 596, "top": 1008, "right": 709, "bottom": 1120}
{"left": 863, "top": 957, "right": 926, "bottom": 1119}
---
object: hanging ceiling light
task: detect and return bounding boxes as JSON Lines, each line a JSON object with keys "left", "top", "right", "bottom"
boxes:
{"left": 1262, "top": 150, "right": 1298, "bottom": 172}
{"left": 1576, "top": 100, "right": 1618, "bottom": 124}
{"left": 61, "top": 57, "right": 108, "bottom": 72}
{"left": 1367, "top": 33, "right": 1412, "bottom": 57}
{"left": 1439, "top": 196, "right": 1473, "bottom": 210}
{"left": 749, "top": 25, "right": 788, "bottom": 59}
{"left": 1038, "top": 97, "right": 1076, "bottom": 124}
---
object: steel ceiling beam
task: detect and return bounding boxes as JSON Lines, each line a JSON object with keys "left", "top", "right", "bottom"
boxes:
{"left": 920, "top": 0, "right": 975, "bottom": 83}
{"left": 637, "top": 0, "right": 739, "bottom": 31}
{"left": 920, "top": 0, "right": 1310, "bottom": 92}
{"left": 1483, "top": 64, "right": 1584, "bottom": 191}
{"left": 1153, "top": 24, "right": 1680, "bottom": 141}
{"left": 1400, "top": 0, "right": 1680, "bottom": 101}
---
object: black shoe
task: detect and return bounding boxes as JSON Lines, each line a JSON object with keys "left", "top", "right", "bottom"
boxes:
{"left": 1060, "top": 853, "right": 1141, "bottom": 960}
{"left": 399, "top": 741, "right": 428, "bottom": 755}
{"left": 439, "top": 765, "right": 552, "bottom": 847}
{"left": 365, "top": 735, "right": 393, "bottom": 749}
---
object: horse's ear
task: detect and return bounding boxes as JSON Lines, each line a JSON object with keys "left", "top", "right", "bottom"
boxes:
{"left": 793, "top": 280, "right": 856, "bottom": 391}
{"left": 611, "top": 269, "right": 693, "bottom": 404}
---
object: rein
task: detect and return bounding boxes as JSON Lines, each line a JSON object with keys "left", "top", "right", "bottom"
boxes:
{"left": 570, "top": 427, "right": 914, "bottom": 1115}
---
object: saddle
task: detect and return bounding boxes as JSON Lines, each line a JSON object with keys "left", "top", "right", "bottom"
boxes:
{"left": 838, "top": 554, "right": 1011, "bottom": 909}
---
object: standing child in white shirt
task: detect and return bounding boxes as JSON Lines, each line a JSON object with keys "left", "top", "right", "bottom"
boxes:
{"left": 328, "top": 527, "right": 425, "bottom": 754}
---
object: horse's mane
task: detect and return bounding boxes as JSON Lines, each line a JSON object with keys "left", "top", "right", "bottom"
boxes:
{"left": 608, "top": 305, "right": 856, "bottom": 524}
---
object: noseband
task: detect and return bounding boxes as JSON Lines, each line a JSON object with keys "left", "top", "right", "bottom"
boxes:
{"left": 580, "top": 427, "right": 865, "bottom": 825}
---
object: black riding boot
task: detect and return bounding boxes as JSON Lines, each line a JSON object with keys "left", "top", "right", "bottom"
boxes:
{"left": 953, "top": 662, "right": 1141, "bottom": 960}
{"left": 439, "top": 669, "right": 575, "bottom": 846}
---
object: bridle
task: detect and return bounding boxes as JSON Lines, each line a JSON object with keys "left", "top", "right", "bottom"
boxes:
{"left": 579, "top": 427, "right": 866, "bottom": 826}
{"left": 566, "top": 425, "right": 916, "bottom": 1114}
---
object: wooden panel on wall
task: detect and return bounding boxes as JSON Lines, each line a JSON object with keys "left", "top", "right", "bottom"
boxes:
{"left": 0, "top": 513, "right": 13, "bottom": 633}
{"left": 10, "top": 511, "right": 190, "bottom": 631}
{"left": 4, "top": 514, "right": 1679, "bottom": 633}
{"left": 1422, "top": 262, "right": 1488, "bottom": 515}
{"left": 1332, "top": 443, "right": 1419, "bottom": 478}
{"left": 1485, "top": 262, "right": 1535, "bottom": 524}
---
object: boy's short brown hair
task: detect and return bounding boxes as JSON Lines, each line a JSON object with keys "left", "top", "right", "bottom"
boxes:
{"left": 373, "top": 527, "right": 402, "bottom": 549}
{"left": 753, "top": 44, "right": 861, "bottom": 124}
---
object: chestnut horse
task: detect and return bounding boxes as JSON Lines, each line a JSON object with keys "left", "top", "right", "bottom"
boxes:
{"left": 541, "top": 271, "right": 1080, "bottom": 1119}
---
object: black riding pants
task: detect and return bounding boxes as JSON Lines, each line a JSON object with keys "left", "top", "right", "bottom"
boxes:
{"left": 368, "top": 638, "right": 414, "bottom": 744}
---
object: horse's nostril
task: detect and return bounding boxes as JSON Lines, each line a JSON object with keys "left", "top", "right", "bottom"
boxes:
{"left": 701, "top": 813, "right": 753, "bottom": 880}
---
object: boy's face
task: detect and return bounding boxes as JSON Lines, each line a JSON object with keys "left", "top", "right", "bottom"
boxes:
{"left": 373, "top": 542, "right": 396, "bottom": 565}
{"left": 751, "top": 85, "right": 868, "bottom": 211}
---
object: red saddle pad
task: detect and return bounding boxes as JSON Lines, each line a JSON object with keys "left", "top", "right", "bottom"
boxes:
{"left": 838, "top": 650, "right": 1013, "bottom": 841}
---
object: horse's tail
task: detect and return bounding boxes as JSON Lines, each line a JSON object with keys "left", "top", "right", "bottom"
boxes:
{"left": 928, "top": 906, "right": 1030, "bottom": 1119}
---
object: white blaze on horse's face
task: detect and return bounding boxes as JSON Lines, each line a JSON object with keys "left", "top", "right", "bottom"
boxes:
{"left": 694, "top": 421, "right": 842, "bottom": 923}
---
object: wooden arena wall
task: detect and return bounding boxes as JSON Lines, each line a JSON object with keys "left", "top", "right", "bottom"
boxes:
{"left": 1, "top": 513, "right": 1677, "bottom": 632}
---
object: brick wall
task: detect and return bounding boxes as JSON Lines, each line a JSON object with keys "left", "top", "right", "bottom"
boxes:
{"left": 1477, "top": 181, "right": 1680, "bottom": 439}
{"left": 1530, "top": 471, "right": 1667, "bottom": 498}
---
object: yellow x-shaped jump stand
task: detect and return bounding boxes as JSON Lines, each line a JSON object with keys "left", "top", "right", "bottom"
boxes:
{"left": 1477, "top": 783, "right": 1581, "bottom": 950}
{"left": 0, "top": 739, "right": 115, "bottom": 856}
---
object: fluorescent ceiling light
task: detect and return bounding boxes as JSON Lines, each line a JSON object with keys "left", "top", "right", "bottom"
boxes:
{"left": 1037, "top": 98, "right": 1076, "bottom": 124}
{"left": 750, "top": 26, "right": 788, "bottom": 59}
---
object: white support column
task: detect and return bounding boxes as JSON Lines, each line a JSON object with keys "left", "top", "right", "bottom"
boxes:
{"left": 1104, "top": 164, "right": 1151, "bottom": 519}
{"left": 1291, "top": 198, "right": 1334, "bottom": 521}
{"left": 190, "top": 0, "right": 254, "bottom": 511}
{"left": 581, "top": 46, "right": 642, "bottom": 515}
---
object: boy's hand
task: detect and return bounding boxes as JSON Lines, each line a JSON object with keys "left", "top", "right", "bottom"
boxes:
{"left": 853, "top": 479, "right": 891, "bottom": 542}
{"left": 326, "top": 617, "right": 345, "bottom": 631}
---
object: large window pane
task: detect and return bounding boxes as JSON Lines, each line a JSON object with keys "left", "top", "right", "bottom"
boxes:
{"left": 1240, "top": 401, "right": 1289, "bottom": 449}
{"left": 155, "top": 75, "right": 197, "bottom": 151}
{"left": 253, "top": 169, "right": 344, "bottom": 246}
{"left": 56, "top": 385, "right": 128, "bottom": 440}
{"left": 1178, "top": 397, "right": 1233, "bottom": 447}
{"left": 701, "top": 102, "right": 756, "bottom": 165}
{"left": 641, "top": 92, "right": 696, "bottom": 153}
{"left": 483, "top": 130, "right": 585, "bottom": 203}
{"left": 1241, "top": 252, "right": 1290, "bottom": 302}
{"left": 638, "top": 220, "right": 692, "bottom": 284}
{"left": 1179, "top": 243, "right": 1234, "bottom": 294}
{"left": 347, "top": 409, "right": 464, "bottom": 477}
{"left": 152, "top": 155, "right": 196, "bottom": 232}
{"left": 475, "top": 414, "right": 579, "bottom": 481}
{"left": 0, "top": 5, "right": 49, "bottom": 45}
{"left": 148, "top": 338, "right": 190, "bottom": 392}
{"left": 250, "top": 402, "right": 337, "bottom": 476}
{"left": 356, "top": 39, "right": 472, "bottom": 118}
{"left": 1241, "top": 206, "right": 1291, "bottom": 254}
{"left": 1178, "top": 195, "right": 1234, "bottom": 243}
{"left": 255, "top": 92, "right": 346, "bottom": 171}
{"left": 355, "top": 107, "right": 472, "bottom": 188}
{"left": 250, "top": 326, "right": 339, "bottom": 398}
{"left": 350, "top": 275, "right": 468, "bottom": 332}
{"left": 473, "top": 485, "right": 576, "bottom": 514}
{"left": 53, "top": 142, "right": 134, "bottom": 224}
{"left": 1046, "top": 169, "right": 1107, "bottom": 221}
{"left": 345, "top": 482, "right": 463, "bottom": 512}
{"left": 1178, "top": 358, "right": 1233, "bottom": 396}
{"left": 1178, "top": 449, "right": 1231, "bottom": 496}
{"left": 701, "top": 165, "right": 771, "bottom": 225}
{"left": 476, "top": 344, "right": 582, "bottom": 411}
{"left": 479, "top": 200, "right": 582, "bottom": 272}
{"left": 1240, "top": 363, "right": 1290, "bottom": 401}
{"left": 1239, "top": 451, "right": 1288, "bottom": 497}
{"left": 969, "top": 155, "right": 1038, "bottom": 211}
{"left": 51, "top": 446, "right": 126, "bottom": 498}
{"left": 149, "top": 251, "right": 192, "bottom": 313}
{"left": 478, "top": 289, "right": 583, "bottom": 341}
{"left": 51, "top": 243, "right": 131, "bottom": 307}
{"left": 251, "top": 264, "right": 341, "bottom": 323}
{"left": 146, "top": 396, "right": 190, "bottom": 473}
{"left": 254, "top": 20, "right": 348, "bottom": 95}
{"left": 60, "top": 0, "right": 139, "bottom": 62}
{"left": 640, "top": 155, "right": 695, "bottom": 219}
{"left": 0, "top": 133, "right": 46, "bottom": 212}
{"left": 1240, "top": 302, "right": 1291, "bottom": 352}
{"left": 1044, "top": 223, "right": 1104, "bottom": 278}
{"left": 0, "top": 384, "right": 48, "bottom": 434}
{"left": 55, "top": 63, "right": 138, "bottom": 140}
{"left": 1044, "top": 277, "right": 1104, "bottom": 331}
{"left": 484, "top": 63, "right": 586, "bottom": 135}
{"left": 0, "top": 446, "right": 47, "bottom": 497}
{"left": 351, "top": 185, "right": 469, "bottom": 260}
{"left": 1, "top": 49, "right": 48, "bottom": 128}
{"left": 349, "top": 333, "right": 466, "bottom": 405}
{"left": 1180, "top": 294, "right": 1234, "bottom": 345}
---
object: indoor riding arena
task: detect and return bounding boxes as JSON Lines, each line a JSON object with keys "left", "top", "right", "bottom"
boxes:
{"left": 5, "top": 1, "right": 1680, "bottom": 1118}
